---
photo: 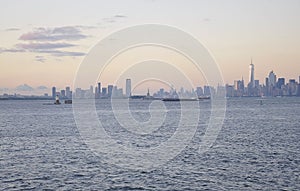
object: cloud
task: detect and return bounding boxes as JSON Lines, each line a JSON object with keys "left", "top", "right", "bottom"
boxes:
{"left": 203, "top": 18, "right": 212, "bottom": 22}
{"left": 35, "top": 55, "right": 46, "bottom": 63}
{"left": 0, "top": 48, "right": 25, "bottom": 53}
{"left": 19, "top": 26, "right": 88, "bottom": 41}
{"left": 49, "top": 50, "right": 86, "bottom": 57}
{"left": 73, "top": 25, "right": 97, "bottom": 30}
{"left": 35, "top": 50, "right": 86, "bottom": 57}
{"left": 114, "top": 14, "right": 127, "bottom": 18}
{"left": 17, "top": 42, "right": 75, "bottom": 50}
{"left": 102, "top": 17, "right": 116, "bottom": 23}
{"left": 5, "top": 28, "right": 20, "bottom": 31}
{"left": 0, "top": 45, "right": 85, "bottom": 57}
{"left": 99, "top": 14, "right": 128, "bottom": 26}
{"left": 1, "top": 25, "right": 93, "bottom": 60}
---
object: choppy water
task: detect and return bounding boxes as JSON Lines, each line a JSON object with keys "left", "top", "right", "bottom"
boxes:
{"left": 0, "top": 97, "right": 299, "bottom": 190}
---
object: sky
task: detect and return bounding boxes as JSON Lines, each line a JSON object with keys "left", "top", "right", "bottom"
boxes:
{"left": 0, "top": 0, "right": 299, "bottom": 94}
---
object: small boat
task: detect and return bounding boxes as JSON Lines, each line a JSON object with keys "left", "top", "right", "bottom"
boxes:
{"left": 54, "top": 95, "right": 61, "bottom": 105}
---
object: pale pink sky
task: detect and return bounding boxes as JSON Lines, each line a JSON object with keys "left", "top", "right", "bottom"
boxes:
{"left": 0, "top": 0, "right": 299, "bottom": 94}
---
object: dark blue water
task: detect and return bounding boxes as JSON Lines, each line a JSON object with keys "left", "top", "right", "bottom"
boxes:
{"left": 0, "top": 98, "right": 299, "bottom": 190}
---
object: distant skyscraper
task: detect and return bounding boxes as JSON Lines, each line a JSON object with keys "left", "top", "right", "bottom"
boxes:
{"left": 95, "top": 87, "right": 98, "bottom": 97}
{"left": 196, "top": 87, "right": 203, "bottom": 96}
{"left": 241, "top": 77, "right": 245, "bottom": 91}
{"left": 112, "top": 86, "right": 118, "bottom": 97}
{"left": 268, "top": 71, "right": 276, "bottom": 87}
{"left": 204, "top": 86, "right": 211, "bottom": 96}
{"left": 90, "top": 85, "right": 93, "bottom": 94}
{"left": 52, "top": 87, "right": 56, "bottom": 99}
{"left": 249, "top": 59, "right": 255, "bottom": 88}
{"left": 66, "top": 86, "right": 71, "bottom": 99}
{"left": 126, "top": 79, "right": 131, "bottom": 97}
{"left": 265, "top": 78, "right": 269, "bottom": 87}
{"left": 254, "top": 80, "right": 259, "bottom": 88}
{"left": 102, "top": 87, "right": 107, "bottom": 97}
{"left": 60, "top": 90, "right": 66, "bottom": 98}
{"left": 97, "top": 82, "right": 101, "bottom": 95}
{"left": 277, "top": 78, "right": 285, "bottom": 88}
{"left": 234, "top": 80, "right": 239, "bottom": 90}
{"left": 289, "top": 79, "right": 296, "bottom": 84}
{"left": 107, "top": 85, "right": 113, "bottom": 97}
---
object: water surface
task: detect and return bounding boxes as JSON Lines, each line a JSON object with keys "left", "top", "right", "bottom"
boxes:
{"left": 0, "top": 97, "right": 299, "bottom": 190}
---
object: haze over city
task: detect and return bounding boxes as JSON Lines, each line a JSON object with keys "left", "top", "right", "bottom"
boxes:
{"left": 1, "top": 0, "right": 299, "bottom": 94}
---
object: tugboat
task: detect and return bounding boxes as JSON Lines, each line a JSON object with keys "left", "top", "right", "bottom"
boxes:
{"left": 64, "top": 99, "right": 72, "bottom": 104}
{"left": 54, "top": 95, "right": 61, "bottom": 105}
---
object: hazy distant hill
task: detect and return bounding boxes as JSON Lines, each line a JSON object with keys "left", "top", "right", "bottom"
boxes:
{"left": 15, "top": 84, "right": 34, "bottom": 91}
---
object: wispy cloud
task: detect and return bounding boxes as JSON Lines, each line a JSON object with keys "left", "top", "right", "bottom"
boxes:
{"left": 0, "top": 24, "right": 109, "bottom": 62}
{"left": 17, "top": 42, "right": 75, "bottom": 50}
{"left": 203, "top": 18, "right": 212, "bottom": 22}
{"left": 5, "top": 28, "right": 20, "bottom": 31}
{"left": 102, "top": 17, "right": 117, "bottom": 23}
{"left": 35, "top": 55, "right": 46, "bottom": 63}
{"left": 0, "top": 48, "right": 25, "bottom": 53}
{"left": 74, "top": 25, "right": 97, "bottom": 30}
{"left": 114, "top": 14, "right": 127, "bottom": 18}
{"left": 1, "top": 45, "right": 85, "bottom": 57}
{"left": 19, "top": 26, "right": 88, "bottom": 42}
{"left": 98, "top": 14, "right": 127, "bottom": 26}
{"left": 34, "top": 50, "right": 86, "bottom": 57}
{"left": 0, "top": 25, "right": 89, "bottom": 59}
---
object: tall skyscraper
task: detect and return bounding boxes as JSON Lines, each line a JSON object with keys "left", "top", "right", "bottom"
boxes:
{"left": 265, "top": 78, "right": 269, "bottom": 87}
{"left": 66, "top": 86, "right": 71, "bottom": 99}
{"left": 52, "top": 87, "right": 56, "bottom": 99}
{"left": 204, "top": 86, "right": 211, "bottom": 96}
{"left": 112, "top": 86, "right": 118, "bottom": 97}
{"left": 97, "top": 82, "right": 101, "bottom": 95}
{"left": 126, "top": 79, "right": 131, "bottom": 97}
{"left": 107, "top": 85, "right": 113, "bottom": 98}
{"left": 268, "top": 71, "right": 276, "bottom": 87}
{"left": 249, "top": 59, "right": 255, "bottom": 88}
{"left": 196, "top": 87, "right": 203, "bottom": 96}
{"left": 241, "top": 77, "right": 245, "bottom": 91}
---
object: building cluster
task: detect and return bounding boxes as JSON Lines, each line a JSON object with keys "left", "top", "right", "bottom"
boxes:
{"left": 52, "top": 78, "right": 217, "bottom": 100}
{"left": 152, "top": 86, "right": 214, "bottom": 98}
{"left": 52, "top": 79, "right": 132, "bottom": 99}
{"left": 51, "top": 62, "right": 300, "bottom": 99}
{"left": 225, "top": 61, "right": 300, "bottom": 97}
{"left": 52, "top": 86, "right": 72, "bottom": 99}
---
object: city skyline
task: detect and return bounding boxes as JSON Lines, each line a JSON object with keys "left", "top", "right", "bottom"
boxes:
{"left": 1, "top": 57, "right": 300, "bottom": 95}
{"left": 1, "top": 0, "right": 300, "bottom": 90}
{"left": 2, "top": 62, "right": 299, "bottom": 98}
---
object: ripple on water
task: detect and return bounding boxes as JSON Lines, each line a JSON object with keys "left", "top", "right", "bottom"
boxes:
{"left": 0, "top": 98, "right": 299, "bottom": 190}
